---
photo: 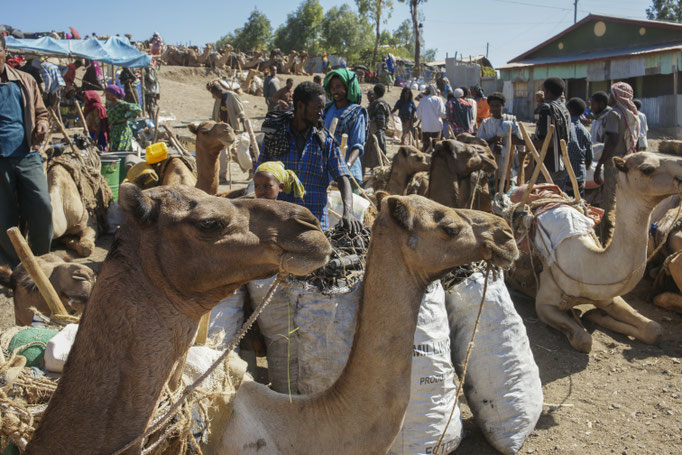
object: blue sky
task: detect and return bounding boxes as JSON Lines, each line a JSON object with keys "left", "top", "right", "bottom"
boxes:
{"left": 6, "top": 0, "right": 652, "bottom": 67}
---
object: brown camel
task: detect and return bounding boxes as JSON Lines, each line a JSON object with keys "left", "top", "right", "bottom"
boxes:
{"left": 12, "top": 253, "right": 96, "bottom": 326}
{"left": 188, "top": 121, "right": 237, "bottom": 195}
{"left": 647, "top": 194, "right": 682, "bottom": 313}
{"left": 365, "top": 146, "right": 430, "bottom": 195}
{"left": 160, "top": 157, "right": 197, "bottom": 186}
{"left": 25, "top": 183, "right": 332, "bottom": 455}
{"left": 214, "top": 194, "right": 518, "bottom": 454}
{"left": 427, "top": 139, "right": 497, "bottom": 211}
{"left": 213, "top": 44, "right": 233, "bottom": 69}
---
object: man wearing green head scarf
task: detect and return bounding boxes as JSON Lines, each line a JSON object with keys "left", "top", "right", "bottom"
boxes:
{"left": 323, "top": 68, "right": 368, "bottom": 185}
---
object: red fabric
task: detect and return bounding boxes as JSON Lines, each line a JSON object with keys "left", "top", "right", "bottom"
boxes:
{"left": 64, "top": 64, "right": 77, "bottom": 86}
{"left": 83, "top": 90, "right": 109, "bottom": 141}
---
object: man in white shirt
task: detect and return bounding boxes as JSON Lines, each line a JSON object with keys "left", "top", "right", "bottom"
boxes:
{"left": 633, "top": 98, "right": 648, "bottom": 151}
{"left": 477, "top": 92, "right": 523, "bottom": 181}
{"left": 416, "top": 84, "right": 445, "bottom": 152}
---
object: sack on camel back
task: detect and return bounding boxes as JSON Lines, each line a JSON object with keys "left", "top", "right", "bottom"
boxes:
{"left": 247, "top": 276, "right": 302, "bottom": 394}
{"left": 388, "top": 281, "right": 463, "bottom": 455}
{"left": 444, "top": 270, "right": 542, "bottom": 455}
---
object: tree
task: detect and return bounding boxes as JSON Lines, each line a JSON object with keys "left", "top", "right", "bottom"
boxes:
{"left": 320, "top": 5, "right": 373, "bottom": 63}
{"left": 273, "top": 0, "right": 324, "bottom": 54}
{"left": 398, "top": 0, "right": 427, "bottom": 76}
{"left": 221, "top": 9, "right": 272, "bottom": 51}
{"left": 646, "top": 0, "right": 682, "bottom": 22}
{"left": 355, "top": 0, "right": 394, "bottom": 68}
{"left": 422, "top": 48, "right": 437, "bottom": 62}
{"left": 392, "top": 19, "right": 414, "bottom": 55}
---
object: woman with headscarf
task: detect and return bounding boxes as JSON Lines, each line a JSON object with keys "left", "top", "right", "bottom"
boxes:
{"left": 323, "top": 68, "right": 368, "bottom": 185}
{"left": 253, "top": 161, "right": 305, "bottom": 200}
{"left": 83, "top": 90, "right": 109, "bottom": 149}
{"left": 104, "top": 84, "right": 141, "bottom": 151}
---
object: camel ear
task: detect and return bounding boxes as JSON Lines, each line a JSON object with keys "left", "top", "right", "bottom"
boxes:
{"left": 188, "top": 122, "right": 200, "bottom": 135}
{"left": 375, "top": 191, "right": 389, "bottom": 210}
{"left": 613, "top": 156, "right": 628, "bottom": 173}
{"left": 387, "top": 197, "right": 414, "bottom": 231}
{"left": 119, "top": 183, "right": 157, "bottom": 225}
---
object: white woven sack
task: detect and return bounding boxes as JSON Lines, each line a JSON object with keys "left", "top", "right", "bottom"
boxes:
{"left": 208, "top": 287, "right": 246, "bottom": 350}
{"left": 44, "top": 323, "right": 79, "bottom": 373}
{"left": 294, "top": 283, "right": 362, "bottom": 395}
{"left": 445, "top": 271, "right": 542, "bottom": 455}
{"left": 389, "top": 281, "right": 463, "bottom": 455}
{"left": 247, "top": 277, "right": 300, "bottom": 394}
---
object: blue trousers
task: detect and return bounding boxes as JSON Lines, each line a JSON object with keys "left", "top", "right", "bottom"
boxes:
{"left": 0, "top": 153, "right": 53, "bottom": 267}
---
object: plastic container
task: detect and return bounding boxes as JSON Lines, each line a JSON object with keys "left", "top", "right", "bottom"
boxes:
{"left": 145, "top": 142, "right": 168, "bottom": 164}
{"left": 101, "top": 157, "right": 121, "bottom": 200}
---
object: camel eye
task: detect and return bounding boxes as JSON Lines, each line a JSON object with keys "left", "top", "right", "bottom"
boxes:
{"left": 196, "top": 218, "right": 225, "bottom": 233}
{"left": 639, "top": 164, "right": 655, "bottom": 175}
{"left": 441, "top": 224, "right": 461, "bottom": 238}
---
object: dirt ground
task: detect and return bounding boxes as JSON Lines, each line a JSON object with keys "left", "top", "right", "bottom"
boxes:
{"left": 0, "top": 66, "right": 680, "bottom": 455}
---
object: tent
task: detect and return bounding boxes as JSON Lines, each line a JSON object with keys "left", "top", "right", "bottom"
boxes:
{"left": 5, "top": 35, "right": 151, "bottom": 67}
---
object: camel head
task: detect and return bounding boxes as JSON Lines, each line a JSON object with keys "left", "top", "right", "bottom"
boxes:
{"left": 374, "top": 194, "right": 518, "bottom": 283}
{"left": 393, "top": 145, "right": 431, "bottom": 175}
{"left": 50, "top": 262, "right": 96, "bottom": 308}
{"left": 432, "top": 140, "right": 497, "bottom": 178}
{"left": 188, "top": 121, "right": 237, "bottom": 155}
{"left": 614, "top": 152, "right": 682, "bottom": 202}
{"left": 117, "top": 184, "right": 331, "bottom": 312}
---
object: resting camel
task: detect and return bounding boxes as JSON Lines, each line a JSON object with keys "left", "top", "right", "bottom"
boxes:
{"left": 647, "top": 194, "right": 682, "bottom": 313}
{"left": 26, "top": 183, "right": 332, "bottom": 455}
{"left": 513, "top": 153, "right": 682, "bottom": 352}
{"left": 12, "top": 253, "right": 95, "bottom": 326}
{"left": 427, "top": 139, "right": 497, "bottom": 211}
{"left": 215, "top": 194, "right": 518, "bottom": 454}
{"left": 365, "top": 146, "right": 430, "bottom": 194}
{"left": 188, "top": 121, "right": 237, "bottom": 194}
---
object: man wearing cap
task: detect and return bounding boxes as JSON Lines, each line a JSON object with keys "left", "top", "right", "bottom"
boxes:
{"left": 0, "top": 35, "right": 52, "bottom": 271}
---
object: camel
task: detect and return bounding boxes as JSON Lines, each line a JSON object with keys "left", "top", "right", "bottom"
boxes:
{"left": 512, "top": 153, "right": 682, "bottom": 353}
{"left": 25, "top": 183, "right": 332, "bottom": 455}
{"left": 197, "top": 44, "right": 213, "bottom": 66}
{"left": 647, "top": 194, "right": 682, "bottom": 313}
{"left": 187, "top": 121, "right": 237, "bottom": 194}
{"left": 159, "top": 157, "right": 197, "bottom": 186}
{"left": 365, "top": 145, "right": 430, "bottom": 195}
{"left": 208, "top": 44, "right": 232, "bottom": 69}
{"left": 427, "top": 139, "right": 497, "bottom": 211}
{"left": 295, "top": 51, "right": 310, "bottom": 75}
{"left": 214, "top": 194, "right": 518, "bottom": 455}
{"left": 12, "top": 253, "right": 95, "bottom": 326}
{"left": 244, "top": 50, "right": 267, "bottom": 70}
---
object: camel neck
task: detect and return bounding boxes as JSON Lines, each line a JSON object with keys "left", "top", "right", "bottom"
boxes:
{"left": 386, "top": 161, "right": 411, "bottom": 194}
{"left": 326, "top": 226, "right": 424, "bottom": 427}
{"left": 196, "top": 141, "right": 221, "bottom": 195}
{"left": 27, "top": 231, "right": 198, "bottom": 455}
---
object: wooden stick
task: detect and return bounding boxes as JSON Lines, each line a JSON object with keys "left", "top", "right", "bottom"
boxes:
{"left": 126, "top": 81, "right": 139, "bottom": 105}
{"left": 518, "top": 123, "right": 554, "bottom": 184}
{"left": 228, "top": 145, "right": 233, "bottom": 190}
{"left": 559, "top": 139, "right": 582, "bottom": 202}
{"left": 74, "top": 100, "right": 90, "bottom": 137}
{"left": 499, "top": 126, "right": 514, "bottom": 194}
{"left": 48, "top": 107, "right": 77, "bottom": 153}
{"left": 518, "top": 151, "right": 527, "bottom": 185}
{"left": 243, "top": 118, "right": 260, "bottom": 163}
{"left": 521, "top": 132, "right": 553, "bottom": 205}
{"left": 195, "top": 313, "right": 210, "bottom": 346}
{"left": 329, "top": 117, "right": 339, "bottom": 137}
{"left": 340, "top": 133, "right": 348, "bottom": 155}
{"left": 153, "top": 106, "right": 160, "bottom": 143}
{"left": 6, "top": 227, "right": 68, "bottom": 317}
{"left": 162, "top": 125, "right": 191, "bottom": 156}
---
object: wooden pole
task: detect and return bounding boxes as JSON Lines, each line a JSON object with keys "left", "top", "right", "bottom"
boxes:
{"left": 228, "top": 145, "right": 233, "bottom": 190}
{"left": 74, "top": 100, "right": 90, "bottom": 137}
{"left": 153, "top": 106, "right": 161, "bottom": 143}
{"left": 329, "top": 117, "right": 339, "bottom": 136}
{"left": 6, "top": 227, "right": 69, "bottom": 317}
{"left": 518, "top": 123, "right": 554, "bottom": 184}
{"left": 521, "top": 134, "right": 552, "bottom": 205}
{"left": 243, "top": 118, "right": 260, "bottom": 163}
{"left": 559, "top": 139, "right": 582, "bottom": 202}
{"left": 162, "top": 125, "right": 190, "bottom": 156}
{"left": 339, "top": 133, "right": 348, "bottom": 155}
{"left": 48, "top": 107, "right": 77, "bottom": 153}
{"left": 498, "top": 126, "right": 514, "bottom": 194}
{"left": 195, "top": 313, "right": 210, "bottom": 346}
{"left": 518, "top": 151, "right": 527, "bottom": 185}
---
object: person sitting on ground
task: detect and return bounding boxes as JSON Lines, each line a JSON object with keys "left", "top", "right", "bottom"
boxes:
{"left": 104, "top": 84, "right": 141, "bottom": 151}
{"left": 416, "top": 84, "right": 446, "bottom": 152}
{"left": 323, "top": 68, "right": 368, "bottom": 185}
{"left": 63, "top": 59, "right": 83, "bottom": 87}
{"left": 272, "top": 77, "right": 294, "bottom": 110}
{"left": 472, "top": 85, "right": 490, "bottom": 127}
{"left": 477, "top": 91, "right": 523, "bottom": 180}
{"left": 258, "top": 81, "right": 361, "bottom": 232}
{"left": 633, "top": 99, "right": 648, "bottom": 151}
{"left": 366, "top": 83, "right": 391, "bottom": 171}
{"left": 263, "top": 65, "right": 280, "bottom": 112}
{"left": 533, "top": 77, "right": 571, "bottom": 190}
{"left": 446, "top": 87, "right": 474, "bottom": 135}
{"left": 83, "top": 90, "right": 109, "bottom": 149}
{"left": 566, "top": 97, "right": 593, "bottom": 197}
{"left": 392, "top": 86, "right": 417, "bottom": 145}
{"left": 0, "top": 35, "right": 52, "bottom": 271}
{"left": 253, "top": 161, "right": 305, "bottom": 201}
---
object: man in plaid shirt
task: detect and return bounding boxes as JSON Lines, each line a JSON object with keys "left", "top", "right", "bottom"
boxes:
{"left": 258, "top": 82, "right": 362, "bottom": 232}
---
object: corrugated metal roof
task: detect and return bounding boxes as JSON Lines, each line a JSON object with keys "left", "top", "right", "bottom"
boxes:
{"left": 499, "top": 43, "right": 682, "bottom": 70}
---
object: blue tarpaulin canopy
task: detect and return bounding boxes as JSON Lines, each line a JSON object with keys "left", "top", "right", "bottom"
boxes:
{"left": 5, "top": 35, "right": 152, "bottom": 67}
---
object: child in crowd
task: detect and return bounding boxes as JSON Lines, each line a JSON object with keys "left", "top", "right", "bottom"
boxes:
{"left": 253, "top": 161, "right": 305, "bottom": 201}
{"left": 633, "top": 99, "right": 648, "bottom": 151}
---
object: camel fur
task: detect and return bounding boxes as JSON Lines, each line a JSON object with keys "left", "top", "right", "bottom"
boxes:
{"left": 647, "top": 194, "right": 682, "bottom": 313}
{"left": 188, "top": 121, "right": 237, "bottom": 195}
{"left": 25, "top": 183, "right": 332, "bottom": 455}
{"left": 214, "top": 194, "right": 519, "bottom": 455}
{"left": 364, "top": 146, "right": 430, "bottom": 195}
{"left": 11, "top": 253, "right": 96, "bottom": 326}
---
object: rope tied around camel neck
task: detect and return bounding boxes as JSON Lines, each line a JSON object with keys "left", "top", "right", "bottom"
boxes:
{"left": 433, "top": 262, "right": 493, "bottom": 455}
{"left": 112, "top": 273, "right": 285, "bottom": 455}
